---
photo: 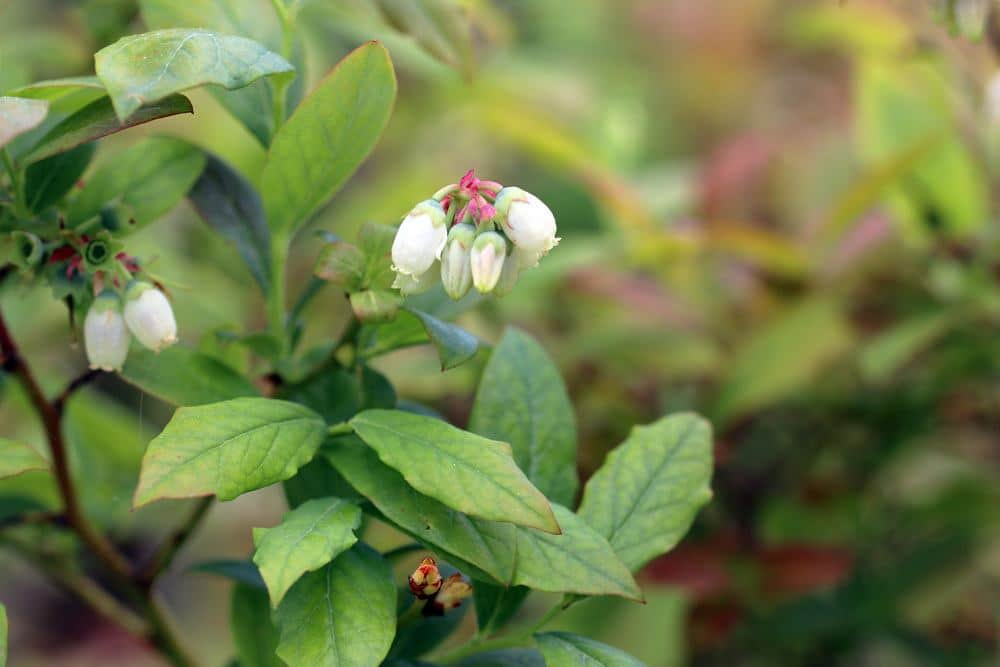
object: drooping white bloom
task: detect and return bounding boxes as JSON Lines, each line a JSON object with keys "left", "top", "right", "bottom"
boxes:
{"left": 84, "top": 290, "right": 130, "bottom": 371}
{"left": 123, "top": 281, "right": 177, "bottom": 352}
{"left": 392, "top": 263, "right": 440, "bottom": 296}
{"left": 440, "top": 223, "right": 475, "bottom": 300}
{"left": 470, "top": 231, "right": 508, "bottom": 294}
{"left": 495, "top": 187, "right": 559, "bottom": 264}
{"left": 391, "top": 200, "right": 448, "bottom": 277}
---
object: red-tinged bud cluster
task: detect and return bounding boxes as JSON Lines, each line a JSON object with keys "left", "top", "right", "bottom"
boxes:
{"left": 408, "top": 557, "right": 443, "bottom": 599}
{"left": 407, "top": 557, "right": 473, "bottom": 616}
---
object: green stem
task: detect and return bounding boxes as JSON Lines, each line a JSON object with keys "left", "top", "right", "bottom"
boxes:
{"left": 269, "top": 0, "right": 295, "bottom": 132}
{"left": 436, "top": 602, "right": 563, "bottom": 664}
{"left": 268, "top": 230, "right": 289, "bottom": 347}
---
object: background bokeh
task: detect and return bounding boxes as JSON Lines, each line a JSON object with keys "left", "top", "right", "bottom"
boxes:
{"left": 1, "top": 0, "right": 998, "bottom": 665}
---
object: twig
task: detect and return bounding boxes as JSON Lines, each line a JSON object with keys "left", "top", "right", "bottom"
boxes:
{"left": 53, "top": 368, "right": 104, "bottom": 415}
{"left": 0, "top": 308, "right": 132, "bottom": 579}
{"left": 0, "top": 536, "right": 149, "bottom": 637}
{"left": 138, "top": 497, "right": 214, "bottom": 588}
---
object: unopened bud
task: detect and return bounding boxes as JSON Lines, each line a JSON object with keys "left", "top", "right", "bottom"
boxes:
{"left": 408, "top": 557, "right": 442, "bottom": 599}
{"left": 11, "top": 231, "right": 44, "bottom": 270}
{"left": 470, "top": 231, "right": 507, "bottom": 294}
{"left": 494, "top": 187, "right": 559, "bottom": 264}
{"left": 123, "top": 281, "right": 177, "bottom": 352}
{"left": 493, "top": 247, "right": 521, "bottom": 297}
{"left": 440, "top": 223, "right": 475, "bottom": 300}
{"left": 427, "top": 573, "right": 472, "bottom": 614}
{"left": 84, "top": 290, "right": 130, "bottom": 371}
{"left": 391, "top": 200, "right": 448, "bottom": 278}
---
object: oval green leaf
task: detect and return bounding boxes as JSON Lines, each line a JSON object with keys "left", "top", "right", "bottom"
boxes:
{"left": 121, "top": 345, "right": 258, "bottom": 406}
{"left": 0, "top": 438, "right": 49, "bottom": 480}
{"left": 470, "top": 327, "right": 577, "bottom": 506}
{"left": 324, "top": 436, "right": 516, "bottom": 583}
{"left": 22, "top": 94, "right": 193, "bottom": 164}
{"left": 534, "top": 632, "right": 645, "bottom": 667}
{"left": 231, "top": 583, "right": 283, "bottom": 667}
{"left": 262, "top": 42, "right": 396, "bottom": 234}
{"left": 349, "top": 409, "right": 560, "bottom": 534}
{"left": 95, "top": 28, "right": 293, "bottom": 121}
{"left": 275, "top": 543, "right": 396, "bottom": 667}
{"left": 68, "top": 135, "right": 206, "bottom": 230}
{"left": 577, "top": 413, "right": 713, "bottom": 572}
{"left": 512, "top": 505, "right": 641, "bottom": 601}
{"left": 252, "top": 497, "right": 362, "bottom": 608}
{"left": 407, "top": 307, "right": 479, "bottom": 371}
{"left": 0, "top": 96, "right": 48, "bottom": 149}
{"left": 133, "top": 398, "right": 326, "bottom": 507}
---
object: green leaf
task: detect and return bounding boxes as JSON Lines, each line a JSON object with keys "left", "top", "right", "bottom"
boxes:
{"left": 278, "top": 367, "right": 361, "bottom": 424}
{"left": 349, "top": 409, "right": 560, "bottom": 534}
{"left": 253, "top": 497, "right": 362, "bottom": 607}
{"left": 358, "top": 310, "right": 428, "bottom": 359}
{"left": 512, "top": 504, "right": 641, "bottom": 601}
{"left": 469, "top": 328, "right": 577, "bottom": 506}
{"left": 138, "top": 0, "right": 303, "bottom": 146}
{"left": 22, "top": 94, "right": 193, "bottom": 164}
{"left": 0, "top": 602, "right": 6, "bottom": 667}
{"left": 314, "top": 241, "right": 366, "bottom": 290}
{"left": 534, "top": 632, "right": 645, "bottom": 667}
{"left": 350, "top": 288, "right": 403, "bottom": 323}
{"left": 577, "top": 413, "right": 712, "bottom": 573}
{"left": 456, "top": 648, "right": 545, "bottom": 666}
{"left": 24, "top": 142, "right": 94, "bottom": 212}
{"left": 68, "top": 135, "right": 205, "bottom": 230}
{"left": 859, "top": 311, "right": 955, "bottom": 383}
{"left": 283, "top": 457, "right": 362, "bottom": 509}
{"left": 121, "top": 345, "right": 258, "bottom": 406}
{"left": 262, "top": 42, "right": 396, "bottom": 234}
{"left": 406, "top": 307, "right": 478, "bottom": 371}
{"left": 231, "top": 583, "right": 283, "bottom": 667}
{"left": 357, "top": 221, "right": 397, "bottom": 288}
{"left": 190, "top": 559, "right": 265, "bottom": 589}
{"left": 0, "top": 96, "right": 48, "bottom": 149}
{"left": 133, "top": 398, "right": 326, "bottom": 507}
{"left": 95, "top": 28, "right": 293, "bottom": 121}
{"left": 0, "top": 438, "right": 49, "bottom": 480}
{"left": 275, "top": 543, "right": 396, "bottom": 667}
{"left": 360, "top": 365, "right": 396, "bottom": 409}
{"left": 324, "top": 436, "right": 516, "bottom": 583}
{"left": 8, "top": 77, "right": 104, "bottom": 100}
{"left": 375, "top": 0, "right": 476, "bottom": 77}
{"left": 474, "top": 581, "right": 530, "bottom": 637}
{"left": 187, "top": 153, "right": 271, "bottom": 291}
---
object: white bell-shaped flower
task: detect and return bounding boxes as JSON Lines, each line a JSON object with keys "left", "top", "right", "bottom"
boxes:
{"left": 123, "top": 281, "right": 177, "bottom": 352}
{"left": 391, "top": 200, "right": 448, "bottom": 277}
{"left": 470, "top": 231, "right": 508, "bottom": 294}
{"left": 440, "top": 223, "right": 475, "bottom": 300}
{"left": 392, "top": 263, "right": 440, "bottom": 296}
{"left": 84, "top": 290, "right": 130, "bottom": 371}
{"left": 495, "top": 187, "right": 559, "bottom": 264}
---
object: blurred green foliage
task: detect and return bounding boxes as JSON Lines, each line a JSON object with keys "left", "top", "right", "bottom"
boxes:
{"left": 0, "top": 0, "right": 997, "bottom": 665}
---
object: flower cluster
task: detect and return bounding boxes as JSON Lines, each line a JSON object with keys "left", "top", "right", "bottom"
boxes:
{"left": 9, "top": 226, "right": 177, "bottom": 372}
{"left": 390, "top": 170, "right": 559, "bottom": 300}
{"left": 407, "top": 556, "right": 473, "bottom": 616}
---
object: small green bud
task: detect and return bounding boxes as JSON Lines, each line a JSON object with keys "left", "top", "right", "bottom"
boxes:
{"left": 440, "top": 223, "right": 475, "bottom": 300}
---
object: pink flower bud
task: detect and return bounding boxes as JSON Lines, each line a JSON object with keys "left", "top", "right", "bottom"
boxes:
{"left": 470, "top": 231, "right": 507, "bottom": 294}
{"left": 84, "top": 290, "right": 130, "bottom": 371}
{"left": 123, "top": 281, "right": 177, "bottom": 352}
